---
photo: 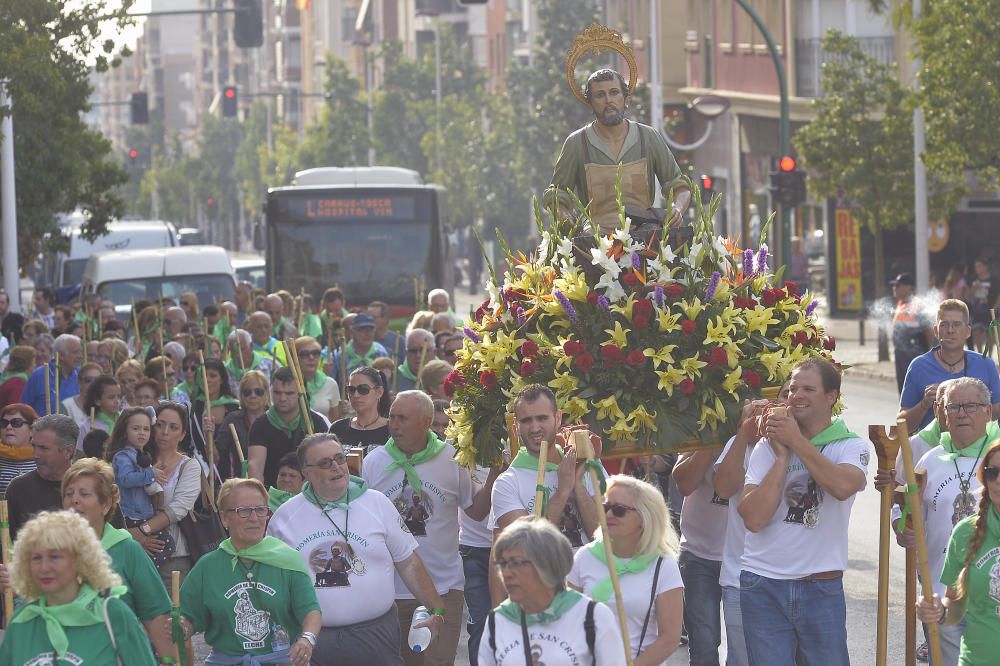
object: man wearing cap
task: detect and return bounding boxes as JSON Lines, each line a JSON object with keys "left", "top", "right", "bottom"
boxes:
{"left": 891, "top": 272, "right": 934, "bottom": 393}
{"left": 329, "top": 313, "right": 388, "bottom": 386}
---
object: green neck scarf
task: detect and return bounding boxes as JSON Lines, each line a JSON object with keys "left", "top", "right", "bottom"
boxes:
{"left": 0, "top": 371, "right": 27, "bottom": 383}
{"left": 302, "top": 477, "right": 368, "bottom": 510}
{"left": 510, "top": 446, "right": 565, "bottom": 513}
{"left": 918, "top": 419, "right": 943, "bottom": 446}
{"left": 12, "top": 584, "right": 125, "bottom": 657}
{"left": 345, "top": 340, "right": 378, "bottom": 368}
{"left": 213, "top": 319, "right": 234, "bottom": 351}
{"left": 268, "top": 486, "right": 297, "bottom": 511}
{"left": 208, "top": 395, "right": 241, "bottom": 409}
{"left": 397, "top": 361, "right": 418, "bottom": 382}
{"left": 586, "top": 541, "right": 656, "bottom": 603}
{"left": 496, "top": 587, "right": 584, "bottom": 625}
{"left": 175, "top": 380, "right": 202, "bottom": 402}
{"left": 809, "top": 419, "right": 861, "bottom": 447}
{"left": 272, "top": 317, "right": 287, "bottom": 338}
{"left": 266, "top": 406, "right": 303, "bottom": 439}
{"left": 384, "top": 432, "right": 446, "bottom": 493}
{"left": 100, "top": 524, "right": 133, "bottom": 551}
{"left": 938, "top": 424, "right": 1000, "bottom": 462}
{"left": 219, "top": 536, "right": 310, "bottom": 576}
{"left": 95, "top": 411, "right": 117, "bottom": 430}
{"left": 301, "top": 313, "right": 323, "bottom": 339}
{"left": 305, "top": 371, "right": 327, "bottom": 397}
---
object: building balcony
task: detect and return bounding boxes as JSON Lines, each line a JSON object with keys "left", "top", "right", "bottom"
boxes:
{"left": 795, "top": 36, "right": 895, "bottom": 97}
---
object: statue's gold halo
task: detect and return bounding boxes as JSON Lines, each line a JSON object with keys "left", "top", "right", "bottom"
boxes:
{"left": 565, "top": 22, "right": 638, "bottom": 106}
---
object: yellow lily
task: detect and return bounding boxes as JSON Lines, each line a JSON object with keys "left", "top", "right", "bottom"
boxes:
{"left": 548, "top": 370, "right": 580, "bottom": 400}
{"left": 679, "top": 297, "right": 705, "bottom": 321}
{"left": 604, "top": 321, "right": 631, "bottom": 348}
{"left": 609, "top": 419, "right": 638, "bottom": 441}
{"left": 657, "top": 309, "right": 681, "bottom": 333}
{"left": 611, "top": 293, "right": 637, "bottom": 321}
{"left": 643, "top": 344, "right": 678, "bottom": 368}
{"left": 722, "top": 367, "right": 743, "bottom": 395}
{"left": 627, "top": 405, "right": 657, "bottom": 432}
{"left": 595, "top": 395, "right": 626, "bottom": 422}
{"left": 556, "top": 268, "right": 590, "bottom": 303}
{"left": 722, "top": 341, "right": 743, "bottom": 368}
{"left": 759, "top": 351, "right": 784, "bottom": 381}
{"left": 705, "top": 316, "right": 736, "bottom": 346}
{"left": 744, "top": 307, "right": 779, "bottom": 335}
{"left": 655, "top": 367, "right": 687, "bottom": 396}
{"left": 562, "top": 397, "right": 590, "bottom": 422}
{"left": 680, "top": 356, "right": 708, "bottom": 379}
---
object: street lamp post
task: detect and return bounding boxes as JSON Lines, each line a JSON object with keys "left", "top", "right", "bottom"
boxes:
{"left": 0, "top": 82, "right": 19, "bottom": 312}
{"left": 433, "top": 20, "right": 442, "bottom": 175}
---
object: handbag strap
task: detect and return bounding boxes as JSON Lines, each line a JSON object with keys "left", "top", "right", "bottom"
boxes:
{"left": 100, "top": 593, "right": 123, "bottom": 666}
{"left": 519, "top": 609, "right": 532, "bottom": 664}
{"left": 635, "top": 556, "right": 663, "bottom": 657}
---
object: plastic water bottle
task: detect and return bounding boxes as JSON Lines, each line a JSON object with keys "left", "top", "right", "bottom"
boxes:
{"left": 408, "top": 605, "right": 432, "bottom": 653}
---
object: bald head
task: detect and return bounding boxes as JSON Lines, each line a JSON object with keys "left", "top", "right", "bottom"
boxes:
{"left": 248, "top": 311, "right": 274, "bottom": 345}
{"left": 264, "top": 294, "right": 284, "bottom": 326}
{"left": 163, "top": 306, "right": 187, "bottom": 338}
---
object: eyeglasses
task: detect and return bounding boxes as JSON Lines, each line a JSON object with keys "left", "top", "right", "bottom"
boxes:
{"left": 0, "top": 418, "right": 29, "bottom": 429}
{"left": 603, "top": 502, "right": 638, "bottom": 518}
{"left": 80, "top": 375, "right": 98, "bottom": 385}
{"left": 494, "top": 558, "right": 533, "bottom": 573}
{"left": 407, "top": 347, "right": 429, "bottom": 354}
{"left": 241, "top": 387, "right": 266, "bottom": 397}
{"left": 984, "top": 466, "right": 1000, "bottom": 482}
{"left": 943, "top": 402, "right": 989, "bottom": 416}
{"left": 298, "top": 350, "right": 322, "bottom": 359}
{"left": 304, "top": 453, "right": 347, "bottom": 469}
{"left": 346, "top": 384, "right": 374, "bottom": 396}
{"left": 183, "top": 364, "right": 200, "bottom": 372}
{"left": 225, "top": 506, "right": 269, "bottom": 518}
{"left": 937, "top": 321, "right": 968, "bottom": 331}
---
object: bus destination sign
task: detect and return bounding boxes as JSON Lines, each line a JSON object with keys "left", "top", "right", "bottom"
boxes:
{"left": 294, "top": 195, "right": 416, "bottom": 221}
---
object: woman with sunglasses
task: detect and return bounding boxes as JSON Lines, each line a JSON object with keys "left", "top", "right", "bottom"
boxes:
{"left": 178, "top": 477, "right": 322, "bottom": 665}
{"left": 193, "top": 358, "right": 241, "bottom": 463}
{"left": 0, "top": 403, "right": 38, "bottom": 498}
{"left": 216, "top": 370, "right": 270, "bottom": 481}
{"left": 568, "top": 475, "right": 684, "bottom": 665}
{"left": 295, "top": 336, "right": 342, "bottom": 422}
{"left": 918, "top": 440, "right": 1000, "bottom": 665}
{"left": 61, "top": 362, "right": 102, "bottom": 427}
{"left": 329, "top": 366, "right": 390, "bottom": 455}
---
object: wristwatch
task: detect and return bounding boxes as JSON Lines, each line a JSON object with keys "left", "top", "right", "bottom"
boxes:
{"left": 140, "top": 522, "right": 152, "bottom": 535}
{"left": 299, "top": 631, "right": 318, "bottom": 647}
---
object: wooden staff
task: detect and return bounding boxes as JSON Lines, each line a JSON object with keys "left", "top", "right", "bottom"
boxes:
{"left": 44, "top": 358, "right": 51, "bottom": 416}
{"left": 81, "top": 310, "right": 89, "bottom": 365}
{"left": 131, "top": 297, "right": 140, "bottom": 350}
{"left": 157, "top": 298, "right": 166, "bottom": 357}
{"left": 171, "top": 570, "right": 182, "bottom": 663}
{"left": 413, "top": 276, "right": 420, "bottom": 311}
{"left": 533, "top": 440, "right": 549, "bottom": 518}
{"left": 89, "top": 407, "right": 96, "bottom": 431}
{"left": 869, "top": 425, "right": 902, "bottom": 666}
{"left": 1, "top": 500, "right": 13, "bottom": 623}
{"left": 574, "top": 430, "right": 633, "bottom": 666}
{"left": 198, "top": 351, "right": 216, "bottom": 499}
{"left": 297, "top": 288, "right": 306, "bottom": 330}
{"left": 894, "top": 480, "right": 919, "bottom": 666}
{"left": 414, "top": 345, "right": 428, "bottom": 390}
{"left": 338, "top": 340, "right": 348, "bottom": 400}
{"left": 228, "top": 423, "right": 248, "bottom": 479}
{"left": 283, "top": 341, "right": 314, "bottom": 436}
{"left": 392, "top": 335, "right": 402, "bottom": 394}
{"left": 506, "top": 412, "right": 520, "bottom": 459}
{"left": 897, "top": 417, "right": 942, "bottom": 666}
{"left": 990, "top": 309, "right": 1000, "bottom": 363}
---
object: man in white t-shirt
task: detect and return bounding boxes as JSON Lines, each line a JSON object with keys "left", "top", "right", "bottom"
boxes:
{"left": 738, "top": 358, "right": 869, "bottom": 665}
{"left": 363, "top": 390, "right": 493, "bottom": 666}
{"left": 488, "top": 384, "right": 602, "bottom": 605}
{"left": 267, "top": 433, "right": 445, "bottom": 666}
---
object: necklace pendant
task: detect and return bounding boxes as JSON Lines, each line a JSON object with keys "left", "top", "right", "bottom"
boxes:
{"left": 246, "top": 570, "right": 254, "bottom": 580}
{"left": 953, "top": 491, "right": 977, "bottom": 525}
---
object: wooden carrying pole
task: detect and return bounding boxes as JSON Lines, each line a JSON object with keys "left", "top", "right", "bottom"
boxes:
{"left": 283, "top": 341, "right": 314, "bottom": 436}
{"left": 990, "top": 309, "right": 1000, "bottom": 363}
{"left": 506, "top": 413, "right": 520, "bottom": 459}
{"left": 44, "top": 359, "right": 51, "bottom": 415}
{"left": 229, "top": 423, "right": 248, "bottom": 479}
{"left": 171, "top": 570, "right": 182, "bottom": 663}
{"left": 574, "top": 430, "right": 634, "bottom": 666}
{"left": 198, "top": 352, "right": 216, "bottom": 499}
{"left": 869, "top": 425, "right": 902, "bottom": 666}
{"left": 897, "top": 417, "right": 943, "bottom": 666}
{"left": 1, "top": 500, "right": 13, "bottom": 623}
{"left": 54, "top": 353, "right": 60, "bottom": 415}
{"left": 533, "top": 440, "right": 549, "bottom": 518}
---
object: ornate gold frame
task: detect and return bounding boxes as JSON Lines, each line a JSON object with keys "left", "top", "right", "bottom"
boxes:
{"left": 565, "top": 22, "right": 639, "bottom": 106}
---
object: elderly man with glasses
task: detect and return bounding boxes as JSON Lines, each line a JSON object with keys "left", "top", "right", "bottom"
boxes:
{"left": 5, "top": 414, "right": 78, "bottom": 539}
{"left": 268, "top": 432, "right": 446, "bottom": 666}
{"left": 397, "top": 329, "right": 434, "bottom": 393}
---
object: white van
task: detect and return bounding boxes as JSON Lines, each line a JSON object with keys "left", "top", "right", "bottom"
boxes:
{"left": 48, "top": 220, "right": 178, "bottom": 289}
{"left": 80, "top": 246, "right": 236, "bottom": 316}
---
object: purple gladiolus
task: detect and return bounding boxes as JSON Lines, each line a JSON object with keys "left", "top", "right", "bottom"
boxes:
{"left": 756, "top": 244, "right": 769, "bottom": 274}
{"left": 743, "top": 248, "right": 754, "bottom": 277}
{"left": 654, "top": 285, "right": 665, "bottom": 308}
{"left": 806, "top": 299, "right": 818, "bottom": 316}
{"left": 597, "top": 295, "right": 611, "bottom": 314}
{"left": 705, "top": 272, "right": 721, "bottom": 300}
{"left": 515, "top": 306, "right": 527, "bottom": 326}
{"left": 463, "top": 327, "right": 481, "bottom": 343}
{"left": 555, "top": 290, "right": 578, "bottom": 323}
{"left": 631, "top": 252, "right": 642, "bottom": 269}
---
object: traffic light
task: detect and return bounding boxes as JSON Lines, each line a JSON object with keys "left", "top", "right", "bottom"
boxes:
{"left": 130, "top": 92, "right": 148, "bottom": 124}
{"left": 234, "top": 0, "right": 263, "bottom": 48}
{"left": 769, "top": 155, "right": 807, "bottom": 207}
{"left": 222, "top": 86, "right": 238, "bottom": 118}
{"left": 699, "top": 174, "right": 714, "bottom": 202}
{"left": 127, "top": 148, "right": 139, "bottom": 162}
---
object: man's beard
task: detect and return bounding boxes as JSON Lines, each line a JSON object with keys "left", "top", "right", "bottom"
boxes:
{"left": 596, "top": 106, "right": 626, "bottom": 126}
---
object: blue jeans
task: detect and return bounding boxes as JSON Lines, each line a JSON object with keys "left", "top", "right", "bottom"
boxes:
{"left": 740, "top": 571, "right": 849, "bottom": 666}
{"left": 460, "top": 544, "right": 492, "bottom": 666}
{"left": 722, "top": 585, "right": 750, "bottom": 666}
{"left": 679, "top": 550, "right": 722, "bottom": 666}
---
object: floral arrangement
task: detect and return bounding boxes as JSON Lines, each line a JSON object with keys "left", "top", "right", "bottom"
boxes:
{"left": 446, "top": 182, "right": 839, "bottom": 468}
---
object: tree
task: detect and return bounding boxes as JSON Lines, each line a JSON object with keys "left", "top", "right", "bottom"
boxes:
{"left": 296, "top": 56, "right": 370, "bottom": 169}
{"left": 0, "top": 0, "right": 135, "bottom": 266}
{"left": 793, "top": 30, "right": 916, "bottom": 299}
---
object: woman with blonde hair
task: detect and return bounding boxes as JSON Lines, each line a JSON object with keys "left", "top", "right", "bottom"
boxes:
{"left": 568, "top": 475, "right": 684, "bottom": 665}
{"left": 116, "top": 358, "right": 145, "bottom": 407}
{"left": 0, "top": 510, "right": 157, "bottom": 664}
{"left": 295, "top": 336, "right": 341, "bottom": 421}
{"left": 215, "top": 369, "right": 270, "bottom": 480}
{"left": 418, "top": 359, "right": 453, "bottom": 401}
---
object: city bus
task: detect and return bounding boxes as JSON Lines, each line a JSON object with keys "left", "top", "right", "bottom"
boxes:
{"left": 263, "top": 167, "right": 453, "bottom": 313}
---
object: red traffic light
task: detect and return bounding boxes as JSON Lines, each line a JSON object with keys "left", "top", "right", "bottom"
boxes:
{"left": 128, "top": 149, "right": 138, "bottom": 159}
{"left": 779, "top": 156, "right": 797, "bottom": 172}
{"left": 700, "top": 175, "right": 714, "bottom": 190}
{"left": 224, "top": 88, "right": 236, "bottom": 100}
{"left": 207, "top": 197, "right": 215, "bottom": 206}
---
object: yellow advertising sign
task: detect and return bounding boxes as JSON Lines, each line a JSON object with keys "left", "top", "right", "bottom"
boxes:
{"left": 835, "top": 210, "right": 862, "bottom": 311}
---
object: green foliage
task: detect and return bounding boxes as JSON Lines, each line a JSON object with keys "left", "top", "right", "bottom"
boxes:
{"left": 298, "top": 57, "right": 370, "bottom": 169}
{"left": 0, "top": 0, "right": 135, "bottom": 265}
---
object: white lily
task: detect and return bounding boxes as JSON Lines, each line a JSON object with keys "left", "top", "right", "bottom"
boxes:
{"left": 596, "top": 273, "right": 627, "bottom": 302}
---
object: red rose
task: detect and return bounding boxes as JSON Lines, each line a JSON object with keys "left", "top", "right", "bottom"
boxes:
{"left": 761, "top": 289, "right": 782, "bottom": 307}
{"left": 479, "top": 370, "right": 497, "bottom": 390}
{"left": 474, "top": 298, "right": 491, "bottom": 323}
{"left": 586, "top": 292, "right": 600, "bottom": 304}
{"left": 734, "top": 296, "right": 757, "bottom": 310}
{"left": 709, "top": 347, "right": 728, "bottom": 367}
{"left": 679, "top": 378, "right": 696, "bottom": 395}
{"left": 601, "top": 345, "right": 624, "bottom": 368}
{"left": 742, "top": 369, "right": 761, "bottom": 389}
{"left": 445, "top": 369, "right": 466, "bottom": 388}
{"left": 681, "top": 319, "right": 697, "bottom": 336}
{"left": 563, "top": 340, "right": 585, "bottom": 357}
{"left": 576, "top": 353, "right": 595, "bottom": 372}
{"left": 793, "top": 331, "right": 809, "bottom": 347}
{"left": 622, "top": 272, "right": 640, "bottom": 287}
{"left": 626, "top": 350, "right": 646, "bottom": 367}
{"left": 633, "top": 299, "right": 653, "bottom": 316}
{"left": 665, "top": 283, "right": 685, "bottom": 298}
{"left": 519, "top": 359, "right": 537, "bottom": 377}
{"left": 633, "top": 314, "right": 650, "bottom": 330}
{"left": 520, "top": 339, "right": 539, "bottom": 357}
{"left": 443, "top": 379, "right": 456, "bottom": 398}
{"left": 783, "top": 281, "right": 799, "bottom": 295}
{"left": 824, "top": 336, "right": 837, "bottom": 351}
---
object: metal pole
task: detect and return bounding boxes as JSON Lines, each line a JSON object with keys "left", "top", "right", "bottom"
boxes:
{"left": 1, "top": 82, "right": 20, "bottom": 313}
{"left": 434, "top": 21, "right": 442, "bottom": 175}
{"left": 912, "top": 0, "right": 929, "bottom": 293}
{"left": 648, "top": 0, "right": 660, "bottom": 132}
{"left": 367, "top": 53, "right": 376, "bottom": 167}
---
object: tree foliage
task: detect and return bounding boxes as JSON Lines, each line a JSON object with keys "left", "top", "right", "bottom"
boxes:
{"left": 0, "top": 0, "right": 135, "bottom": 266}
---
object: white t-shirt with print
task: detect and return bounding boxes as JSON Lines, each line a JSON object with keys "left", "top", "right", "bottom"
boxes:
{"left": 460, "top": 465, "right": 494, "bottom": 548}
{"left": 679, "top": 451, "right": 728, "bottom": 561}
{"left": 362, "top": 442, "right": 473, "bottom": 598}
{"left": 266, "top": 489, "right": 418, "bottom": 626}
{"left": 488, "top": 465, "right": 597, "bottom": 549}
{"left": 741, "top": 436, "right": 870, "bottom": 580}
{"left": 567, "top": 547, "right": 683, "bottom": 659}
{"left": 477, "top": 596, "right": 627, "bottom": 666}
{"left": 893, "top": 432, "right": 935, "bottom": 485}
{"left": 715, "top": 435, "right": 755, "bottom": 589}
